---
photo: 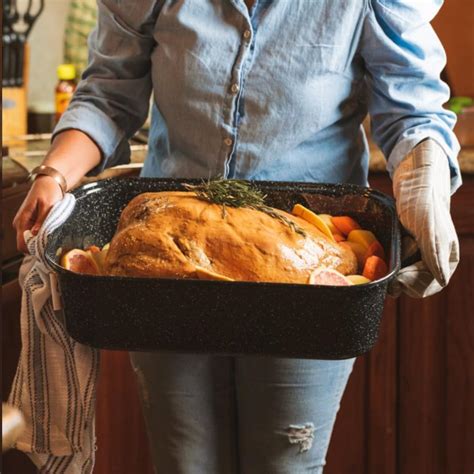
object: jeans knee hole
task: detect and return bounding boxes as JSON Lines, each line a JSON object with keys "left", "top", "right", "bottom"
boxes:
{"left": 286, "top": 422, "right": 315, "bottom": 453}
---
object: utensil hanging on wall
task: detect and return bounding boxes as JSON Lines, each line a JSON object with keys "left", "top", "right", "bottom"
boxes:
{"left": 2, "top": 0, "right": 44, "bottom": 87}
{"left": 2, "top": 0, "right": 15, "bottom": 87}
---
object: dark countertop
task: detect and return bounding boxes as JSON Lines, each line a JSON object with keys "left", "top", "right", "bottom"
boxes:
{"left": 2, "top": 134, "right": 147, "bottom": 187}
{"left": 3, "top": 134, "right": 474, "bottom": 186}
{"left": 368, "top": 142, "right": 474, "bottom": 174}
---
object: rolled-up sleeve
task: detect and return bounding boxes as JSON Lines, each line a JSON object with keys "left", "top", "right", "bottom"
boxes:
{"left": 53, "top": 0, "right": 158, "bottom": 175}
{"left": 360, "top": 0, "right": 462, "bottom": 193}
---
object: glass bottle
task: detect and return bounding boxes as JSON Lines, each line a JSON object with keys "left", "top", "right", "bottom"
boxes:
{"left": 55, "top": 64, "right": 77, "bottom": 123}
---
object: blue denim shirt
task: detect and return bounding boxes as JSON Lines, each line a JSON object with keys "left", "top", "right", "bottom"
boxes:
{"left": 55, "top": 0, "right": 461, "bottom": 192}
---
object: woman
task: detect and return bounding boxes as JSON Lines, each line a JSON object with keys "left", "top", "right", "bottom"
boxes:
{"left": 14, "top": 1, "right": 460, "bottom": 472}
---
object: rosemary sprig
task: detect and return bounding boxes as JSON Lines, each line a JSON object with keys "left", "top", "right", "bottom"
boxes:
{"left": 182, "top": 177, "right": 306, "bottom": 236}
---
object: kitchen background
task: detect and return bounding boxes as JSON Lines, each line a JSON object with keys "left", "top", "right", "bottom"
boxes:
{"left": 26, "top": 0, "right": 70, "bottom": 116}
{"left": 2, "top": 1, "right": 474, "bottom": 473}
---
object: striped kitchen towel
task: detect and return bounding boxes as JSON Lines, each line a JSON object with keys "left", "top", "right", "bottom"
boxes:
{"left": 8, "top": 194, "right": 100, "bottom": 474}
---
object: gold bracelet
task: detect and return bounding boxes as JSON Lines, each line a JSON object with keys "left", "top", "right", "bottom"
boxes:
{"left": 30, "top": 165, "right": 68, "bottom": 196}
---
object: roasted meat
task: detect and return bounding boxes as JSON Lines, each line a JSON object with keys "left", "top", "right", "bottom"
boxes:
{"left": 104, "top": 191, "right": 358, "bottom": 283}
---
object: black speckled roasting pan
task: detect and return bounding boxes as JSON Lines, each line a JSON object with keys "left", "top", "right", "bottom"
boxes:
{"left": 45, "top": 178, "right": 400, "bottom": 360}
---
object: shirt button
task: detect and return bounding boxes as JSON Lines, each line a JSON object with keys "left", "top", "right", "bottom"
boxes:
{"left": 230, "top": 83, "right": 240, "bottom": 94}
{"left": 224, "top": 137, "right": 233, "bottom": 147}
{"left": 243, "top": 29, "right": 251, "bottom": 40}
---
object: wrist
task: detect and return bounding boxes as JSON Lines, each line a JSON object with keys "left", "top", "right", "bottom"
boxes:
{"left": 32, "top": 175, "right": 64, "bottom": 196}
{"left": 30, "top": 165, "right": 68, "bottom": 196}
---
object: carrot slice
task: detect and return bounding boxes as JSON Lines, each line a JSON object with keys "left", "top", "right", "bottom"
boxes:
{"left": 362, "top": 255, "right": 388, "bottom": 282}
{"left": 331, "top": 216, "right": 361, "bottom": 236}
{"left": 363, "top": 240, "right": 386, "bottom": 265}
{"left": 333, "top": 233, "right": 346, "bottom": 242}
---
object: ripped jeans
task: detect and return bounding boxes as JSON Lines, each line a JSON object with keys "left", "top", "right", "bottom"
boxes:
{"left": 129, "top": 353, "right": 355, "bottom": 474}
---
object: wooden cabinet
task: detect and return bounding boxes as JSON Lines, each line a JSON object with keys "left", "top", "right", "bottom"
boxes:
{"left": 94, "top": 352, "right": 154, "bottom": 474}
{"left": 432, "top": 0, "right": 474, "bottom": 97}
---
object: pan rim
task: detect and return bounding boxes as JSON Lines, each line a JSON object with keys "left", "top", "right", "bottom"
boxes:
{"left": 46, "top": 177, "right": 401, "bottom": 289}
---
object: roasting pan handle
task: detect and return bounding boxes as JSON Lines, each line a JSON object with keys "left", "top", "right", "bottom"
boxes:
{"left": 399, "top": 232, "right": 422, "bottom": 270}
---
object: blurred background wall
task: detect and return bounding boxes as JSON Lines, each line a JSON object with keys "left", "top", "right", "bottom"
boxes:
{"left": 24, "top": 0, "right": 71, "bottom": 114}
{"left": 432, "top": 0, "right": 474, "bottom": 97}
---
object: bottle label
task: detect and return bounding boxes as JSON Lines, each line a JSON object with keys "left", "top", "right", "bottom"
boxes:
{"left": 55, "top": 92, "right": 73, "bottom": 118}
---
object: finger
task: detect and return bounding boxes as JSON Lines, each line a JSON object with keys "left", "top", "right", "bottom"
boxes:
{"left": 13, "top": 201, "right": 36, "bottom": 230}
{"left": 17, "top": 227, "right": 30, "bottom": 254}
{"left": 31, "top": 200, "right": 52, "bottom": 235}
{"left": 15, "top": 206, "right": 38, "bottom": 254}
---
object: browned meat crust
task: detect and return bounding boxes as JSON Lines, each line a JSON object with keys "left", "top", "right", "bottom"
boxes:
{"left": 104, "top": 192, "right": 357, "bottom": 283}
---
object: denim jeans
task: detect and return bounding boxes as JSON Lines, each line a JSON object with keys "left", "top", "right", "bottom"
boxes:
{"left": 129, "top": 352, "right": 355, "bottom": 474}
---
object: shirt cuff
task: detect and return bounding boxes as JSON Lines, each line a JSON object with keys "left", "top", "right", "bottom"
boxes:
{"left": 52, "top": 101, "right": 131, "bottom": 176}
{"left": 386, "top": 131, "right": 462, "bottom": 195}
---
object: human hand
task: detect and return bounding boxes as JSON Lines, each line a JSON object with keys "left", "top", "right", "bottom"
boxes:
{"left": 13, "top": 175, "right": 64, "bottom": 254}
{"left": 388, "top": 139, "right": 460, "bottom": 298}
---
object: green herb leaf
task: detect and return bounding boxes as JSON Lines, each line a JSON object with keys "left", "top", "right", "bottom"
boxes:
{"left": 182, "top": 177, "right": 306, "bottom": 236}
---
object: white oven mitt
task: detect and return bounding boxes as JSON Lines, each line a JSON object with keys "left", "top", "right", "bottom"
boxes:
{"left": 388, "top": 139, "right": 460, "bottom": 298}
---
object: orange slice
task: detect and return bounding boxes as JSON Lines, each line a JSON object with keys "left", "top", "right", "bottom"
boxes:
{"left": 61, "top": 249, "right": 100, "bottom": 275}
{"left": 347, "top": 229, "right": 377, "bottom": 251}
{"left": 308, "top": 267, "right": 352, "bottom": 286}
{"left": 90, "top": 247, "right": 109, "bottom": 273}
{"left": 194, "top": 266, "right": 234, "bottom": 281}
{"left": 346, "top": 275, "right": 372, "bottom": 285}
{"left": 291, "top": 204, "right": 336, "bottom": 242}
{"left": 318, "top": 214, "right": 339, "bottom": 234}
